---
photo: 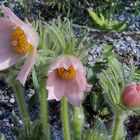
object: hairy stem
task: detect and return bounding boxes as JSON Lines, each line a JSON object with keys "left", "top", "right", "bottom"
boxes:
{"left": 40, "top": 78, "right": 50, "bottom": 139}
{"left": 12, "top": 80, "right": 30, "bottom": 128}
{"left": 112, "top": 114, "right": 125, "bottom": 140}
{"left": 61, "top": 97, "right": 70, "bottom": 140}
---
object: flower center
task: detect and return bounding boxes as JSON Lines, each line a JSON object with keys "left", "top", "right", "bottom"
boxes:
{"left": 11, "top": 27, "right": 33, "bottom": 54}
{"left": 57, "top": 65, "right": 76, "bottom": 80}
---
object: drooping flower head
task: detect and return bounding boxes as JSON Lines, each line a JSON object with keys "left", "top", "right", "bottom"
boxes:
{"left": 46, "top": 55, "right": 92, "bottom": 106}
{"left": 0, "top": 5, "right": 39, "bottom": 85}
{"left": 122, "top": 83, "right": 140, "bottom": 108}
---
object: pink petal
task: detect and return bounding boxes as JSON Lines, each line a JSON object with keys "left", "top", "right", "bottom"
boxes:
{"left": 48, "top": 55, "right": 72, "bottom": 75}
{"left": 0, "top": 47, "right": 13, "bottom": 54}
{"left": 1, "top": 5, "right": 23, "bottom": 25}
{"left": 67, "top": 55, "right": 86, "bottom": 74}
{"left": 48, "top": 55, "right": 86, "bottom": 75}
{"left": 76, "top": 72, "right": 88, "bottom": 91}
{"left": 16, "top": 50, "right": 36, "bottom": 86}
{"left": 136, "top": 83, "right": 140, "bottom": 91}
{"left": 21, "top": 23, "right": 39, "bottom": 48}
{"left": 0, "top": 48, "right": 14, "bottom": 61}
{"left": 47, "top": 86, "right": 59, "bottom": 100}
{"left": 0, "top": 18, "right": 14, "bottom": 48}
{"left": 86, "top": 84, "right": 92, "bottom": 92}
{"left": 58, "top": 56, "right": 74, "bottom": 69}
{"left": 65, "top": 74, "right": 91, "bottom": 106}
{"left": 0, "top": 33, "right": 12, "bottom": 48}
{"left": 0, "top": 48, "right": 24, "bottom": 70}
{"left": 65, "top": 78, "right": 80, "bottom": 94}
{"left": 47, "top": 70, "right": 66, "bottom": 100}
{"left": 0, "top": 31, "right": 12, "bottom": 39}
{"left": 0, "top": 38, "right": 11, "bottom": 48}
{"left": 66, "top": 91, "right": 84, "bottom": 106}
{"left": 122, "top": 83, "right": 140, "bottom": 108}
{"left": 65, "top": 77, "right": 84, "bottom": 106}
{"left": 76, "top": 72, "right": 92, "bottom": 92}
{"left": 0, "top": 17, "right": 15, "bottom": 31}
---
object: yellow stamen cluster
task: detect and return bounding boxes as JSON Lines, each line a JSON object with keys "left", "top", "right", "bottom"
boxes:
{"left": 11, "top": 28, "right": 33, "bottom": 54}
{"left": 57, "top": 65, "right": 76, "bottom": 80}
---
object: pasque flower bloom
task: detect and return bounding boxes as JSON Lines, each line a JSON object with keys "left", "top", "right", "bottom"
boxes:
{"left": 46, "top": 55, "right": 92, "bottom": 106}
{"left": 122, "top": 83, "right": 140, "bottom": 108}
{"left": 0, "top": 6, "right": 39, "bottom": 85}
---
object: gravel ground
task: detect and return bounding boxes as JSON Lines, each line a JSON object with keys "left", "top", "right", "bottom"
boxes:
{"left": 87, "top": 12, "right": 140, "bottom": 68}
{"left": 88, "top": 30, "right": 140, "bottom": 69}
{"left": 0, "top": 78, "right": 63, "bottom": 140}
{"left": 0, "top": 79, "right": 19, "bottom": 140}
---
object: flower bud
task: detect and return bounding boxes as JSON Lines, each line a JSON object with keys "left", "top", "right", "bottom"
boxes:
{"left": 122, "top": 83, "right": 140, "bottom": 108}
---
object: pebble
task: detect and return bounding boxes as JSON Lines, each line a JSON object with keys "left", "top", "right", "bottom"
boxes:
{"left": 9, "top": 98, "right": 15, "bottom": 104}
{"left": 88, "top": 44, "right": 103, "bottom": 67}
{"left": 0, "top": 110, "right": 3, "bottom": 116}
{"left": 18, "top": 120, "right": 23, "bottom": 125}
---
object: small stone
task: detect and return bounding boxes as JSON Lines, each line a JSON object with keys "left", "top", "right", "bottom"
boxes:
{"left": 19, "top": 120, "right": 23, "bottom": 125}
{"left": 0, "top": 110, "right": 2, "bottom": 116}
{"left": 9, "top": 98, "right": 15, "bottom": 104}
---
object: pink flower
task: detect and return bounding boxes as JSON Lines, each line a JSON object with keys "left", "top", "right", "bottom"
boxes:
{"left": 122, "top": 83, "right": 140, "bottom": 108}
{"left": 46, "top": 55, "right": 92, "bottom": 106}
{"left": 0, "top": 6, "right": 39, "bottom": 86}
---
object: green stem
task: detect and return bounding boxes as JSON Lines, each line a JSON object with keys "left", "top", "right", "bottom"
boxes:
{"left": 66, "top": 0, "right": 71, "bottom": 18}
{"left": 32, "top": 68, "right": 50, "bottom": 139}
{"left": 72, "top": 107, "right": 84, "bottom": 140}
{"left": 40, "top": 24, "right": 47, "bottom": 50}
{"left": 112, "top": 114, "right": 125, "bottom": 140}
{"left": 40, "top": 78, "right": 50, "bottom": 139}
{"left": 61, "top": 97, "right": 70, "bottom": 140}
{"left": 12, "top": 80, "right": 30, "bottom": 127}
{"left": 32, "top": 67, "right": 40, "bottom": 96}
{"left": 23, "top": 0, "right": 27, "bottom": 18}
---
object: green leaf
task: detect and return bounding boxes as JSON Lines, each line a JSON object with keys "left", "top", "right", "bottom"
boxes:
{"left": 102, "top": 45, "right": 113, "bottom": 54}
{"left": 100, "top": 13, "right": 105, "bottom": 25}
{"left": 111, "top": 20, "right": 126, "bottom": 31}
{"left": 100, "top": 107, "right": 110, "bottom": 116}
{"left": 49, "top": 25, "right": 67, "bottom": 50}
{"left": 87, "top": 8, "right": 104, "bottom": 26}
{"left": 94, "top": 116, "right": 108, "bottom": 135}
{"left": 90, "top": 93, "right": 104, "bottom": 111}
{"left": 82, "top": 117, "right": 110, "bottom": 140}
{"left": 87, "top": 68, "right": 94, "bottom": 81}
{"left": 102, "top": 45, "right": 114, "bottom": 59}
{"left": 12, "top": 111, "right": 20, "bottom": 136}
{"left": 16, "top": 120, "right": 44, "bottom": 140}
{"left": 32, "top": 120, "right": 43, "bottom": 140}
{"left": 97, "top": 54, "right": 139, "bottom": 113}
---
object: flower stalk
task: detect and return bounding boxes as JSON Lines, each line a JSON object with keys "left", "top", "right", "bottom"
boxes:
{"left": 12, "top": 80, "right": 30, "bottom": 128}
{"left": 40, "top": 77, "right": 50, "bottom": 139}
{"left": 112, "top": 114, "right": 126, "bottom": 140}
{"left": 32, "top": 67, "right": 50, "bottom": 139}
{"left": 71, "top": 107, "right": 84, "bottom": 140}
{"left": 61, "top": 97, "right": 70, "bottom": 140}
